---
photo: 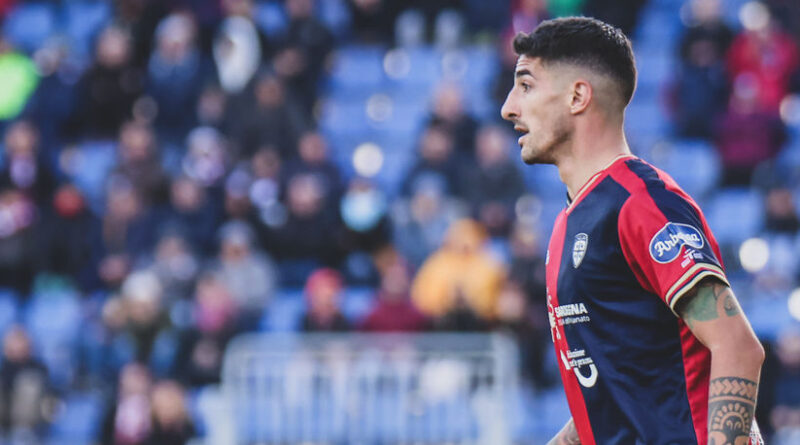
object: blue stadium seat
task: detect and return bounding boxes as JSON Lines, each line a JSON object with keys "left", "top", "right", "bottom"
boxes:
{"left": 319, "top": 98, "right": 370, "bottom": 138}
{"left": 48, "top": 391, "right": 104, "bottom": 443}
{"left": 625, "top": 101, "right": 669, "bottom": 139}
{"left": 261, "top": 287, "right": 305, "bottom": 332}
{"left": 68, "top": 140, "right": 117, "bottom": 215}
{"left": 0, "top": 288, "right": 19, "bottom": 334}
{"left": 25, "top": 289, "right": 82, "bottom": 388}
{"left": 253, "top": 1, "right": 288, "bottom": 38}
{"left": 341, "top": 286, "right": 373, "bottom": 322}
{"left": 3, "top": 2, "right": 56, "bottom": 53}
{"left": 706, "top": 188, "right": 764, "bottom": 245}
{"left": 656, "top": 139, "right": 721, "bottom": 199}
{"left": 396, "top": 46, "right": 442, "bottom": 86}
{"left": 64, "top": 1, "right": 112, "bottom": 57}
{"left": 328, "top": 45, "right": 386, "bottom": 93}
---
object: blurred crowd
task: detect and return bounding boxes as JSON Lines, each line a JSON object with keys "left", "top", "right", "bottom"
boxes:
{"left": 0, "top": 0, "right": 796, "bottom": 443}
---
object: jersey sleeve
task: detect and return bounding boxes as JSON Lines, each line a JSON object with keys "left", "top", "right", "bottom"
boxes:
{"left": 617, "top": 191, "right": 728, "bottom": 314}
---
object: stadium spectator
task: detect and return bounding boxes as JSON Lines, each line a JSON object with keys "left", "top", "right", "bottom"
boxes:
{"left": 147, "top": 12, "right": 208, "bottom": 144}
{"left": 361, "top": 258, "right": 428, "bottom": 332}
{"left": 228, "top": 70, "right": 306, "bottom": 159}
{"left": 98, "top": 181, "right": 159, "bottom": 281}
{"left": 273, "top": 0, "right": 333, "bottom": 112}
{"left": 38, "top": 184, "right": 103, "bottom": 291}
{"left": 113, "top": 121, "right": 169, "bottom": 205}
{"left": 0, "top": 37, "right": 38, "bottom": 122}
{"left": 81, "top": 296, "right": 137, "bottom": 386}
{"left": 461, "top": 124, "right": 526, "bottom": 236}
{"left": 763, "top": 329, "right": 800, "bottom": 440}
{"left": 145, "top": 380, "right": 196, "bottom": 445}
{"left": 266, "top": 172, "right": 343, "bottom": 267}
{"left": 0, "top": 189, "right": 38, "bottom": 294}
{"left": 75, "top": 25, "right": 143, "bottom": 139}
{"left": 726, "top": 2, "right": 799, "bottom": 113}
{"left": 147, "top": 233, "right": 200, "bottom": 302}
{"left": 174, "top": 274, "right": 239, "bottom": 387}
{"left": 247, "top": 147, "right": 284, "bottom": 228}
{"left": 494, "top": 280, "right": 550, "bottom": 387}
{"left": 162, "top": 175, "right": 220, "bottom": 256}
{"left": 213, "top": 6, "right": 262, "bottom": 95}
{"left": 99, "top": 362, "right": 154, "bottom": 445}
{"left": 411, "top": 219, "right": 506, "bottom": 321}
{"left": 426, "top": 85, "right": 478, "bottom": 159}
{"left": 195, "top": 83, "right": 228, "bottom": 131}
{"left": 507, "top": 222, "right": 547, "bottom": 307}
{"left": 300, "top": 268, "right": 351, "bottom": 332}
{"left": 713, "top": 74, "right": 787, "bottom": 185}
{"left": 672, "top": 0, "right": 733, "bottom": 139}
{"left": 281, "top": 131, "right": 344, "bottom": 206}
{"left": 211, "top": 220, "right": 277, "bottom": 318}
{"left": 0, "top": 120, "right": 57, "bottom": 206}
{"left": 401, "top": 123, "right": 464, "bottom": 197}
{"left": 24, "top": 38, "right": 79, "bottom": 149}
{"left": 507, "top": 0, "right": 550, "bottom": 36}
{"left": 0, "top": 326, "right": 54, "bottom": 440}
{"left": 339, "top": 177, "right": 392, "bottom": 257}
{"left": 181, "top": 126, "right": 229, "bottom": 188}
{"left": 391, "top": 175, "right": 467, "bottom": 267}
{"left": 119, "top": 270, "right": 171, "bottom": 365}
{"left": 765, "top": 186, "right": 800, "bottom": 234}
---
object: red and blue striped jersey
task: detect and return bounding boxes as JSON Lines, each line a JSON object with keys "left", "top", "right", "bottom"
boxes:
{"left": 545, "top": 155, "right": 762, "bottom": 444}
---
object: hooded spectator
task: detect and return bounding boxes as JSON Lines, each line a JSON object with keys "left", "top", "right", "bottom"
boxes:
{"left": 211, "top": 220, "right": 277, "bottom": 315}
{"left": 411, "top": 219, "right": 506, "bottom": 321}
{"left": 300, "top": 268, "right": 350, "bottom": 332}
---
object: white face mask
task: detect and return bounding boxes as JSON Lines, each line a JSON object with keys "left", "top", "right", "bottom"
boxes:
{"left": 341, "top": 187, "right": 386, "bottom": 232}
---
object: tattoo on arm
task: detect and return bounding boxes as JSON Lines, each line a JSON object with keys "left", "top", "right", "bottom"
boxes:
{"left": 708, "top": 376, "right": 758, "bottom": 445}
{"left": 677, "top": 279, "right": 740, "bottom": 330}
{"left": 548, "top": 418, "right": 580, "bottom": 445}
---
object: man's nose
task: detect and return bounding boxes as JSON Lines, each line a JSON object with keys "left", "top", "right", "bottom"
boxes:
{"left": 501, "top": 92, "right": 517, "bottom": 122}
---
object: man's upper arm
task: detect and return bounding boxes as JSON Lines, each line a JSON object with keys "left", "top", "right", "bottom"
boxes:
{"left": 674, "top": 276, "right": 760, "bottom": 350}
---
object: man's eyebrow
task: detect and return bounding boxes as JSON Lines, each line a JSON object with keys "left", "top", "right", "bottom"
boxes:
{"left": 515, "top": 69, "right": 534, "bottom": 79}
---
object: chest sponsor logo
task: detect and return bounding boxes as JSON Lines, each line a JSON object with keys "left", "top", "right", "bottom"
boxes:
{"left": 649, "top": 222, "right": 705, "bottom": 264}
{"left": 572, "top": 233, "right": 588, "bottom": 268}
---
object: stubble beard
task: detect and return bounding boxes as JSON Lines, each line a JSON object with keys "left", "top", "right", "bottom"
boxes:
{"left": 520, "top": 120, "right": 571, "bottom": 166}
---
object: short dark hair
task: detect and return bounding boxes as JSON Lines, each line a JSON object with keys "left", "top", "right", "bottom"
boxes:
{"left": 513, "top": 17, "right": 637, "bottom": 107}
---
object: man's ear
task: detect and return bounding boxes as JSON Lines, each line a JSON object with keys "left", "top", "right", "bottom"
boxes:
{"left": 569, "top": 79, "right": 592, "bottom": 115}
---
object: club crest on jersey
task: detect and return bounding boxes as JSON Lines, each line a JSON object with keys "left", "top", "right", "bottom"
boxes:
{"left": 649, "top": 222, "right": 705, "bottom": 264}
{"left": 572, "top": 233, "right": 588, "bottom": 268}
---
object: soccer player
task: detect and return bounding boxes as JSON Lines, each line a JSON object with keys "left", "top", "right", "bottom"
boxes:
{"left": 500, "top": 17, "right": 765, "bottom": 445}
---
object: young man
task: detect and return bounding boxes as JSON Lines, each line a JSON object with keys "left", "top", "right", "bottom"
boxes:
{"left": 500, "top": 17, "right": 765, "bottom": 444}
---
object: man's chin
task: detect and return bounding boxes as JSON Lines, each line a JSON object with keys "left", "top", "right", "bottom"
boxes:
{"left": 520, "top": 146, "right": 551, "bottom": 165}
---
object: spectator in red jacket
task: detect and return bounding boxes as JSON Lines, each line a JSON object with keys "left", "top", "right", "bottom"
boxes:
{"left": 361, "top": 258, "right": 428, "bottom": 332}
{"left": 726, "top": 3, "right": 799, "bottom": 112}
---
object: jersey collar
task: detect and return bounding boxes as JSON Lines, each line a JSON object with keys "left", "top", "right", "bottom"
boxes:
{"left": 565, "top": 154, "right": 636, "bottom": 214}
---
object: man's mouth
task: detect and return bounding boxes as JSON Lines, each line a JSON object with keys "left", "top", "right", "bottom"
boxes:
{"left": 514, "top": 126, "right": 529, "bottom": 145}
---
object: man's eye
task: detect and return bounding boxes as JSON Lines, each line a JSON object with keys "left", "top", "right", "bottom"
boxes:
{"left": 521, "top": 83, "right": 531, "bottom": 92}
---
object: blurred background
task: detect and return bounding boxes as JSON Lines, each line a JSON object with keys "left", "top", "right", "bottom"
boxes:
{"left": 0, "top": 0, "right": 797, "bottom": 444}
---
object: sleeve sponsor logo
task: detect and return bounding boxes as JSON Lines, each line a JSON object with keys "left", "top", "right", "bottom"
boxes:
{"left": 649, "top": 222, "right": 705, "bottom": 264}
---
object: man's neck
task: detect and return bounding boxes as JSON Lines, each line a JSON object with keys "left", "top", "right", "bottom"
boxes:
{"left": 556, "top": 126, "right": 631, "bottom": 200}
